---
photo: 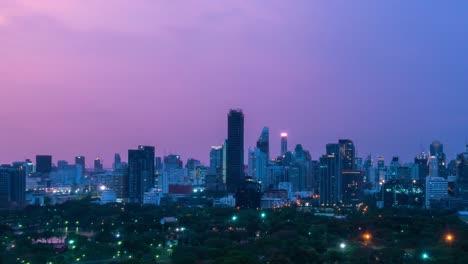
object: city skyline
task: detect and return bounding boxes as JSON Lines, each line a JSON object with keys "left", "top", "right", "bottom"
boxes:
{"left": 1, "top": 107, "right": 467, "bottom": 166}
{"left": 1, "top": 1, "right": 468, "bottom": 165}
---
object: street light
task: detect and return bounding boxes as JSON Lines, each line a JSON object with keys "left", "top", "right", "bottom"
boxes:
{"left": 445, "top": 233, "right": 454, "bottom": 243}
{"left": 260, "top": 212, "right": 266, "bottom": 218}
{"left": 363, "top": 233, "right": 371, "bottom": 242}
{"left": 232, "top": 216, "right": 238, "bottom": 221}
{"left": 339, "top": 242, "right": 346, "bottom": 249}
{"left": 421, "top": 252, "right": 429, "bottom": 260}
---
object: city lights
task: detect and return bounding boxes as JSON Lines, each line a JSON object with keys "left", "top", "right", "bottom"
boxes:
{"left": 363, "top": 233, "right": 371, "bottom": 241}
{"left": 445, "top": 233, "right": 454, "bottom": 243}
{"left": 421, "top": 252, "right": 429, "bottom": 260}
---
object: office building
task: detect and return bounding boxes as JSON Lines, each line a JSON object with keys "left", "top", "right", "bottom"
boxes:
{"left": 0, "top": 165, "right": 26, "bottom": 208}
{"left": 226, "top": 109, "right": 244, "bottom": 193}
{"left": 128, "top": 145, "right": 156, "bottom": 204}
{"left": 235, "top": 176, "right": 261, "bottom": 209}
{"left": 113, "top": 153, "right": 121, "bottom": 170}
{"left": 319, "top": 152, "right": 340, "bottom": 206}
{"left": 281, "top": 133, "right": 288, "bottom": 156}
{"left": 430, "top": 141, "right": 447, "bottom": 177}
{"left": 75, "top": 156, "right": 86, "bottom": 169}
{"left": 94, "top": 158, "right": 104, "bottom": 171}
{"left": 339, "top": 139, "right": 355, "bottom": 170}
{"left": 425, "top": 176, "right": 448, "bottom": 208}
{"left": 36, "top": 155, "right": 52, "bottom": 174}
{"left": 209, "top": 146, "right": 223, "bottom": 176}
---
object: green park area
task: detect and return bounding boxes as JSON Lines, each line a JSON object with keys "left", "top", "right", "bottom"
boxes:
{"left": 1, "top": 198, "right": 467, "bottom": 264}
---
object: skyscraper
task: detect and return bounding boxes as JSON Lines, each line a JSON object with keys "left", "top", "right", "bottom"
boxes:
{"left": 209, "top": 146, "right": 223, "bottom": 176}
{"left": 0, "top": 165, "right": 26, "bottom": 208}
{"left": 339, "top": 139, "right": 356, "bottom": 170}
{"left": 430, "top": 141, "right": 447, "bottom": 177}
{"left": 75, "top": 156, "right": 86, "bottom": 169}
{"left": 94, "top": 158, "right": 104, "bottom": 171}
{"left": 281, "top": 133, "right": 288, "bottom": 156}
{"left": 319, "top": 153, "right": 340, "bottom": 206}
{"left": 415, "top": 153, "right": 429, "bottom": 180}
{"left": 226, "top": 109, "right": 244, "bottom": 193}
{"left": 113, "top": 153, "right": 121, "bottom": 170}
{"left": 456, "top": 146, "right": 468, "bottom": 207}
{"left": 257, "top": 127, "right": 270, "bottom": 160}
{"left": 36, "top": 155, "right": 52, "bottom": 174}
{"left": 127, "top": 145, "right": 155, "bottom": 204}
{"left": 138, "top": 145, "right": 156, "bottom": 190}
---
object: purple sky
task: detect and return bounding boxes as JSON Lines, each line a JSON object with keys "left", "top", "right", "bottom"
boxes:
{"left": 1, "top": 1, "right": 468, "bottom": 166}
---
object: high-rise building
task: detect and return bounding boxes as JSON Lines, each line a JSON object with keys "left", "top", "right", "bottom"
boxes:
{"left": 388, "top": 157, "right": 400, "bottom": 179}
{"left": 0, "top": 165, "right": 26, "bottom": 208}
{"left": 127, "top": 146, "right": 155, "bottom": 204}
{"left": 113, "top": 153, "right": 121, "bottom": 170}
{"left": 430, "top": 141, "right": 447, "bottom": 177}
{"left": 235, "top": 176, "right": 261, "bottom": 209}
{"left": 94, "top": 158, "right": 104, "bottom": 171}
{"left": 415, "top": 153, "right": 429, "bottom": 180}
{"left": 456, "top": 146, "right": 468, "bottom": 207}
{"left": 138, "top": 146, "right": 155, "bottom": 190}
{"left": 226, "top": 109, "right": 244, "bottom": 193}
{"left": 247, "top": 147, "right": 256, "bottom": 177}
{"left": 339, "top": 139, "right": 355, "bottom": 170}
{"left": 425, "top": 176, "right": 448, "bottom": 208}
{"left": 255, "top": 148, "right": 268, "bottom": 190}
{"left": 319, "top": 153, "right": 340, "bottom": 206}
{"left": 209, "top": 146, "right": 223, "bottom": 176}
{"left": 429, "top": 156, "right": 439, "bottom": 178}
{"left": 281, "top": 133, "right": 288, "bottom": 156}
{"left": 75, "top": 156, "right": 86, "bottom": 169}
{"left": 163, "top": 154, "right": 185, "bottom": 184}
{"left": 57, "top": 160, "right": 69, "bottom": 170}
{"left": 36, "top": 155, "right": 52, "bottom": 174}
{"left": 257, "top": 127, "right": 270, "bottom": 160}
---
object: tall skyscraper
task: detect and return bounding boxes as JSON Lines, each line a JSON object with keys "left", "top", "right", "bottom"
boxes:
{"left": 456, "top": 146, "right": 468, "bottom": 207}
{"left": 429, "top": 156, "right": 439, "bottom": 178}
{"left": 415, "top": 153, "right": 429, "bottom": 180}
{"left": 247, "top": 147, "right": 256, "bottom": 177}
{"left": 209, "top": 146, "right": 223, "bottom": 175}
{"left": 113, "top": 153, "right": 121, "bottom": 170}
{"left": 94, "top": 158, "right": 104, "bottom": 171}
{"left": 0, "top": 165, "right": 26, "bottom": 208}
{"left": 319, "top": 153, "right": 340, "bottom": 206}
{"left": 75, "top": 156, "right": 86, "bottom": 169}
{"left": 138, "top": 145, "right": 156, "bottom": 190}
{"left": 281, "top": 133, "right": 288, "bottom": 156}
{"left": 257, "top": 127, "right": 270, "bottom": 160}
{"left": 35, "top": 155, "right": 52, "bottom": 174}
{"left": 226, "top": 109, "right": 244, "bottom": 193}
{"left": 339, "top": 139, "right": 356, "bottom": 170}
{"left": 430, "top": 141, "right": 447, "bottom": 177}
{"left": 127, "top": 145, "right": 155, "bottom": 204}
{"left": 425, "top": 176, "right": 448, "bottom": 208}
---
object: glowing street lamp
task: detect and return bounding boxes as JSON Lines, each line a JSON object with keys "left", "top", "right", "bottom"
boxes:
{"left": 363, "top": 233, "right": 371, "bottom": 241}
{"left": 421, "top": 252, "right": 429, "bottom": 260}
{"left": 260, "top": 212, "right": 266, "bottom": 218}
{"left": 445, "top": 233, "right": 454, "bottom": 243}
{"left": 232, "top": 216, "right": 238, "bottom": 221}
{"left": 339, "top": 242, "right": 347, "bottom": 250}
